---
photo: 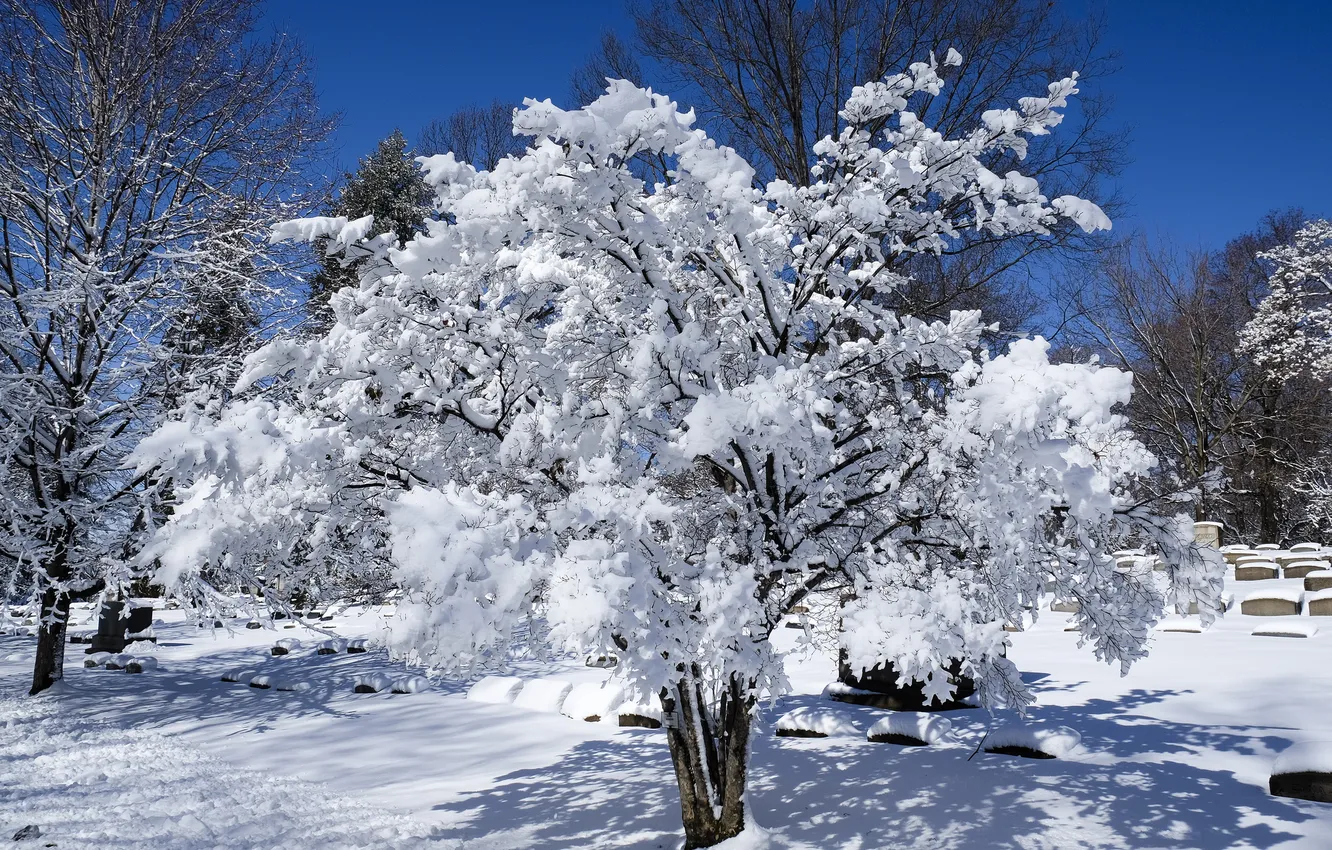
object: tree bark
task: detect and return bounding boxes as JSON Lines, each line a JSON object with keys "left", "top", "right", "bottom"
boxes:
{"left": 664, "top": 672, "right": 753, "bottom": 849}
{"left": 30, "top": 584, "right": 71, "bottom": 695}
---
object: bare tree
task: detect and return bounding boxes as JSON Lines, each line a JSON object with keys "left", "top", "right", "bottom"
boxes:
{"left": 0, "top": 0, "right": 330, "bottom": 694}
{"left": 418, "top": 101, "right": 525, "bottom": 171}
{"left": 1063, "top": 211, "right": 1325, "bottom": 543}
{"left": 576, "top": 0, "right": 1127, "bottom": 332}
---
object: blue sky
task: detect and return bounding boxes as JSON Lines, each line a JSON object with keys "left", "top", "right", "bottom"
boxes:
{"left": 267, "top": 0, "right": 1331, "bottom": 251}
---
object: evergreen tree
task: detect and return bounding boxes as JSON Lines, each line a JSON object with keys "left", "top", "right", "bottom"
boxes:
{"left": 309, "top": 130, "right": 432, "bottom": 326}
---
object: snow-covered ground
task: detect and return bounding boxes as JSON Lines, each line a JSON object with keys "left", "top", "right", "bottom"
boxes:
{"left": 5, "top": 574, "right": 1332, "bottom": 849}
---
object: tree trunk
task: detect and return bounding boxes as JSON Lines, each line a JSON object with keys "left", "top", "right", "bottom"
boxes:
{"left": 663, "top": 672, "right": 752, "bottom": 849}
{"left": 30, "top": 585, "right": 71, "bottom": 695}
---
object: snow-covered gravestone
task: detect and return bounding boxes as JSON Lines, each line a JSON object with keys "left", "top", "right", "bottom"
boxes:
{"left": 1193, "top": 521, "right": 1223, "bottom": 549}
{"left": 1271, "top": 743, "right": 1332, "bottom": 802}
{"left": 133, "top": 57, "right": 1222, "bottom": 849}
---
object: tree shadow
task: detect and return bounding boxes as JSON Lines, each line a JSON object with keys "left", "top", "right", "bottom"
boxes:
{"left": 426, "top": 687, "right": 1321, "bottom": 849}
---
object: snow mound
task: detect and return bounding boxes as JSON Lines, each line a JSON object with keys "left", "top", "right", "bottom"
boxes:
{"left": 83, "top": 652, "right": 111, "bottom": 668}
{"left": 1253, "top": 623, "right": 1319, "bottom": 638}
{"left": 466, "top": 675, "right": 524, "bottom": 704}
{"left": 1308, "top": 588, "right": 1332, "bottom": 602}
{"left": 125, "top": 657, "right": 159, "bottom": 673}
{"left": 1274, "top": 741, "right": 1332, "bottom": 775}
{"left": 275, "top": 680, "right": 312, "bottom": 693}
{"left": 1155, "top": 621, "right": 1204, "bottom": 633}
{"left": 1244, "top": 588, "right": 1304, "bottom": 604}
{"left": 346, "top": 638, "right": 369, "bottom": 653}
{"left": 272, "top": 638, "right": 301, "bottom": 655}
{"left": 249, "top": 674, "right": 273, "bottom": 689}
{"left": 512, "top": 678, "right": 573, "bottom": 713}
{"left": 775, "top": 707, "right": 860, "bottom": 738}
{"left": 985, "top": 724, "right": 1082, "bottom": 758}
{"left": 390, "top": 675, "right": 430, "bottom": 694}
{"left": 1307, "top": 570, "right": 1332, "bottom": 579}
{"left": 561, "top": 681, "right": 625, "bottom": 722}
{"left": 353, "top": 673, "right": 392, "bottom": 694}
{"left": 125, "top": 638, "right": 157, "bottom": 653}
{"left": 612, "top": 695, "right": 664, "bottom": 727}
{"left": 867, "top": 712, "right": 953, "bottom": 745}
{"left": 1291, "top": 542, "right": 1323, "bottom": 552}
{"left": 316, "top": 638, "right": 348, "bottom": 654}
{"left": 820, "top": 681, "right": 878, "bottom": 700}
{"left": 104, "top": 653, "right": 133, "bottom": 670}
{"left": 221, "top": 668, "right": 258, "bottom": 684}
{"left": 1256, "top": 544, "right": 1281, "bottom": 550}
{"left": 1236, "top": 558, "right": 1278, "bottom": 568}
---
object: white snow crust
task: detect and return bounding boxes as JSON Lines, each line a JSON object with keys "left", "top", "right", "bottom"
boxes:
{"left": 391, "top": 675, "right": 430, "bottom": 694}
{"left": 560, "top": 681, "right": 625, "bottom": 721}
{"left": 353, "top": 673, "right": 392, "bottom": 693}
{"left": 1243, "top": 588, "right": 1304, "bottom": 604}
{"left": 466, "top": 675, "right": 523, "bottom": 704}
{"left": 1252, "top": 623, "right": 1318, "bottom": 638}
{"left": 866, "top": 712, "right": 953, "bottom": 744}
{"left": 774, "top": 707, "right": 860, "bottom": 738}
{"left": 986, "top": 724, "right": 1082, "bottom": 758}
{"left": 512, "top": 678, "right": 572, "bottom": 713}
{"left": 1273, "top": 741, "right": 1332, "bottom": 775}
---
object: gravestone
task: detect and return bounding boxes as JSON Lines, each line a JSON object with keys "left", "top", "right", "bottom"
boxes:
{"left": 89, "top": 600, "right": 126, "bottom": 654}
{"left": 1235, "top": 564, "right": 1278, "bottom": 581}
{"left": 1193, "top": 521, "right": 1223, "bottom": 548}
{"left": 1270, "top": 771, "right": 1332, "bottom": 803}
{"left": 1305, "top": 574, "right": 1332, "bottom": 593}
{"left": 833, "top": 649, "right": 975, "bottom": 711}
{"left": 1241, "top": 596, "right": 1300, "bottom": 616}
{"left": 617, "top": 713, "right": 663, "bottom": 729}
{"left": 1283, "top": 562, "right": 1326, "bottom": 579}
{"left": 126, "top": 602, "right": 152, "bottom": 633}
{"left": 1308, "top": 596, "right": 1332, "bottom": 616}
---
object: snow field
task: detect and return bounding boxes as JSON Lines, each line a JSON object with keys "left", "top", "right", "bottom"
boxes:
{"left": 0, "top": 687, "right": 443, "bottom": 850}
{"left": 8, "top": 583, "right": 1332, "bottom": 848}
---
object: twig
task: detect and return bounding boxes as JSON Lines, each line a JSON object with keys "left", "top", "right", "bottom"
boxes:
{"left": 967, "top": 726, "right": 992, "bottom": 761}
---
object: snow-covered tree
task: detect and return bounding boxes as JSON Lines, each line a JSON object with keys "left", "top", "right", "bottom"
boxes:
{"left": 0, "top": 0, "right": 329, "bottom": 695}
{"left": 308, "top": 130, "right": 432, "bottom": 328}
{"left": 134, "top": 59, "right": 1219, "bottom": 847}
{"left": 1240, "top": 220, "right": 1332, "bottom": 536}
{"left": 1241, "top": 220, "right": 1332, "bottom": 383}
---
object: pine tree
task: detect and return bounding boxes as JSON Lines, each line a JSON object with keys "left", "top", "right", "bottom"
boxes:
{"left": 309, "top": 130, "right": 432, "bottom": 327}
